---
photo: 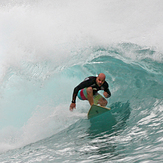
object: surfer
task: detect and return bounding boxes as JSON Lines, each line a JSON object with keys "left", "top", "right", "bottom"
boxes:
{"left": 69, "top": 73, "right": 111, "bottom": 111}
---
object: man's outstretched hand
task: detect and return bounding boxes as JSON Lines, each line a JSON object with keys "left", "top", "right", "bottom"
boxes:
{"left": 69, "top": 103, "right": 76, "bottom": 111}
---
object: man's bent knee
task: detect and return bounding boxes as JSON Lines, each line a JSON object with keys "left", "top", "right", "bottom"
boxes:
{"left": 86, "top": 87, "right": 93, "bottom": 95}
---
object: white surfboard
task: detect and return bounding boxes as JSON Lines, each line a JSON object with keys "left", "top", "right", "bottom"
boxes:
{"left": 87, "top": 104, "right": 111, "bottom": 119}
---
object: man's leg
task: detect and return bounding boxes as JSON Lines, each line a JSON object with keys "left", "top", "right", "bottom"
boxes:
{"left": 86, "top": 88, "right": 108, "bottom": 106}
{"left": 97, "top": 97, "right": 107, "bottom": 106}
{"left": 93, "top": 93, "right": 108, "bottom": 106}
{"left": 86, "top": 87, "right": 94, "bottom": 106}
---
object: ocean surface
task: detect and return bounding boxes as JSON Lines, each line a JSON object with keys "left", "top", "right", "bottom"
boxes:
{"left": 0, "top": 0, "right": 163, "bottom": 162}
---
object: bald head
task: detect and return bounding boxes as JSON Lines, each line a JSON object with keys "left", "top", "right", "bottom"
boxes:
{"left": 96, "top": 73, "right": 106, "bottom": 86}
{"left": 98, "top": 73, "right": 106, "bottom": 80}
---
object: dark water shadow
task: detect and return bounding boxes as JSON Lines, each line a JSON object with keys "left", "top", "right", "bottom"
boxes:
{"left": 82, "top": 101, "right": 131, "bottom": 160}
{"left": 110, "top": 101, "right": 131, "bottom": 130}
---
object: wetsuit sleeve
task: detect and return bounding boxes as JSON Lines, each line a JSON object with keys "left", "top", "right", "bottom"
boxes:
{"left": 104, "top": 82, "right": 111, "bottom": 98}
{"left": 72, "top": 78, "right": 94, "bottom": 103}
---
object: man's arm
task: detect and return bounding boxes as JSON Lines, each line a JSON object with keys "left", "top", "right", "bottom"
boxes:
{"left": 103, "top": 90, "right": 111, "bottom": 98}
{"left": 70, "top": 77, "right": 94, "bottom": 111}
{"left": 103, "top": 82, "right": 111, "bottom": 98}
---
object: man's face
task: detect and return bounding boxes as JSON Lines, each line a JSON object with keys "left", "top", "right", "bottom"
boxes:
{"left": 96, "top": 76, "right": 105, "bottom": 87}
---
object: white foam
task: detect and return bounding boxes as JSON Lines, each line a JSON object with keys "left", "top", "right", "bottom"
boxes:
{"left": 0, "top": 0, "right": 163, "bottom": 70}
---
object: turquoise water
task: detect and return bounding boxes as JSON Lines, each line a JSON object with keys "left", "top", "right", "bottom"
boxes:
{"left": 0, "top": 0, "right": 163, "bottom": 162}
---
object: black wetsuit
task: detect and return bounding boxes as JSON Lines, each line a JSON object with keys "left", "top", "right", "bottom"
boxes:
{"left": 72, "top": 76, "right": 111, "bottom": 103}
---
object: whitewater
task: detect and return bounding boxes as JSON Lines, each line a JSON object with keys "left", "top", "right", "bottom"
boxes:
{"left": 0, "top": 0, "right": 163, "bottom": 162}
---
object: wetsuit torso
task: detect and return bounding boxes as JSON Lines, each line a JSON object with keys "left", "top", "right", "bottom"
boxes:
{"left": 72, "top": 76, "right": 111, "bottom": 103}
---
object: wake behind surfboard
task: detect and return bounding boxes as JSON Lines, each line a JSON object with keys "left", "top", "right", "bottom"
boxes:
{"left": 87, "top": 104, "right": 111, "bottom": 119}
